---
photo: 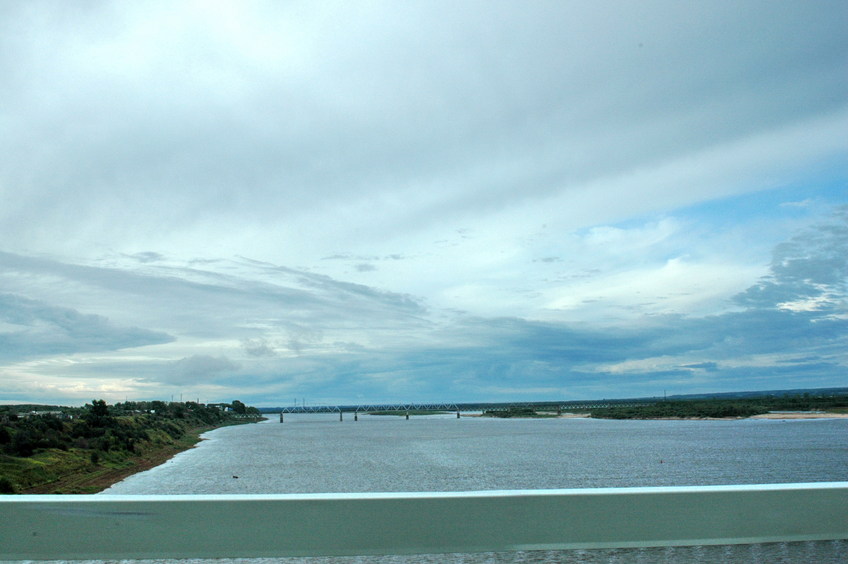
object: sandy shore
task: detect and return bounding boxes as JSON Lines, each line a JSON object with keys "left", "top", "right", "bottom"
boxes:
{"left": 751, "top": 412, "right": 848, "bottom": 419}
{"left": 467, "top": 412, "right": 848, "bottom": 420}
{"left": 461, "top": 412, "right": 591, "bottom": 418}
{"left": 597, "top": 413, "right": 848, "bottom": 421}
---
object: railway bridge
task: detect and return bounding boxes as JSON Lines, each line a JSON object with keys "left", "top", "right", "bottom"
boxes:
{"left": 274, "top": 399, "right": 657, "bottom": 415}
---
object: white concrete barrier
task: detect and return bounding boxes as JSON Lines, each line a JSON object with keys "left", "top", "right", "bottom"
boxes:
{"left": 2, "top": 483, "right": 847, "bottom": 560}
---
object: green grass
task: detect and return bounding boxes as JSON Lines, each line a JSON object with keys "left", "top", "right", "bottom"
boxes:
{"left": 0, "top": 449, "right": 92, "bottom": 493}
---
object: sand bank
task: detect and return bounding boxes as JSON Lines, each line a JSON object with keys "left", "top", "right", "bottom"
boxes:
{"left": 751, "top": 412, "right": 848, "bottom": 419}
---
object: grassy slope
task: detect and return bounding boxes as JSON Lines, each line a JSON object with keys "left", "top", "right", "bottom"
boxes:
{"left": 4, "top": 430, "right": 203, "bottom": 494}
{"left": 1, "top": 415, "right": 260, "bottom": 494}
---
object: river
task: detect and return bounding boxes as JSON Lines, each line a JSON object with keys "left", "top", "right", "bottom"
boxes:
{"left": 98, "top": 414, "right": 847, "bottom": 562}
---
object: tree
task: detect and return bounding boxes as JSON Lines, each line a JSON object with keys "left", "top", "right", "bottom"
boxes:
{"left": 231, "top": 400, "right": 247, "bottom": 414}
{"left": 10, "top": 430, "right": 35, "bottom": 457}
{"left": 90, "top": 399, "right": 110, "bottom": 418}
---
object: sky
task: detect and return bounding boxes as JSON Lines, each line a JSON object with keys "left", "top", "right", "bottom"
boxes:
{"left": 1, "top": 1, "right": 846, "bottom": 407}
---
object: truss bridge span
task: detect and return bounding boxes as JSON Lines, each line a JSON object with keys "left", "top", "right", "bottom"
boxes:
{"left": 273, "top": 399, "right": 657, "bottom": 415}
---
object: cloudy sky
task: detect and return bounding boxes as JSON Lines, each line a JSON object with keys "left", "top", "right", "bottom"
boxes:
{"left": 1, "top": 1, "right": 846, "bottom": 407}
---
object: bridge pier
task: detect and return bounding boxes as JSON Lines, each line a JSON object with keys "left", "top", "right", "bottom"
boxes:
{"left": 339, "top": 412, "right": 343, "bottom": 422}
{"left": 354, "top": 412, "right": 358, "bottom": 421}
{"left": 279, "top": 413, "right": 283, "bottom": 423}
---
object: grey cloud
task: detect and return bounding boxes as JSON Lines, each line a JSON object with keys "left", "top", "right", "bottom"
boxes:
{"left": 0, "top": 251, "right": 425, "bottom": 337}
{"left": 337, "top": 298, "right": 846, "bottom": 400}
{"left": 126, "top": 252, "right": 165, "bottom": 263}
{"left": 355, "top": 263, "right": 377, "bottom": 272}
{"left": 168, "top": 355, "right": 240, "bottom": 385}
{"left": 286, "top": 325, "right": 323, "bottom": 356}
{"left": 291, "top": 268, "right": 426, "bottom": 318}
{"left": 322, "top": 254, "right": 354, "bottom": 261}
{"left": 242, "top": 338, "right": 278, "bottom": 358}
{"left": 735, "top": 207, "right": 848, "bottom": 311}
{"left": 0, "top": 293, "right": 173, "bottom": 360}
{"left": 635, "top": 310, "right": 847, "bottom": 363}
{"left": 241, "top": 328, "right": 325, "bottom": 358}
{"left": 4, "top": 205, "right": 846, "bottom": 404}
{"left": 322, "top": 254, "right": 407, "bottom": 262}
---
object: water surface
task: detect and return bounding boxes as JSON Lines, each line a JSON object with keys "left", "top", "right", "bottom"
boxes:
{"left": 103, "top": 414, "right": 848, "bottom": 494}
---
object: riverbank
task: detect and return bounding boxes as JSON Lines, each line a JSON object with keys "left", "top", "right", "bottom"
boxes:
{"left": 21, "top": 421, "right": 257, "bottom": 494}
{"left": 751, "top": 412, "right": 848, "bottom": 419}
{"left": 1, "top": 401, "right": 264, "bottom": 494}
{"left": 19, "top": 427, "right": 210, "bottom": 494}
{"left": 13, "top": 420, "right": 264, "bottom": 494}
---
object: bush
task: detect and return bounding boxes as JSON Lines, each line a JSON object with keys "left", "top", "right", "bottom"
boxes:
{"left": 10, "top": 430, "right": 35, "bottom": 457}
{"left": 0, "top": 477, "right": 16, "bottom": 494}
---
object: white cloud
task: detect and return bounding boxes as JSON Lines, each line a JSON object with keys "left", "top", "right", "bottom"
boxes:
{"left": 544, "top": 257, "right": 763, "bottom": 321}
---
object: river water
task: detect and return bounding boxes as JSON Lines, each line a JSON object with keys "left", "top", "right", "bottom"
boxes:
{"left": 103, "top": 414, "right": 848, "bottom": 493}
{"left": 96, "top": 414, "right": 847, "bottom": 562}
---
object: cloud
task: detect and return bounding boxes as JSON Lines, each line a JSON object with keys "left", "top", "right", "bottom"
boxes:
{"left": 241, "top": 338, "right": 277, "bottom": 358}
{"left": 0, "top": 293, "right": 173, "bottom": 361}
{"left": 1, "top": 208, "right": 846, "bottom": 405}
{"left": 355, "top": 263, "right": 377, "bottom": 273}
{"left": 1, "top": 2, "right": 845, "bottom": 264}
{"left": 0, "top": 2, "right": 846, "bottom": 405}
{"left": 167, "top": 355, "right": 240, "bottom": 385}
{"left": 126, "top": 252, "right": 165, "bottom": 263}
{"left": 735, "top": 206, "right": 848, "bottom": 314}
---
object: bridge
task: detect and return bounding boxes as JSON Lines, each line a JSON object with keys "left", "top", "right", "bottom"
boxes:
{"left": 272, "top": 399, "right": 656, "bottom": 414}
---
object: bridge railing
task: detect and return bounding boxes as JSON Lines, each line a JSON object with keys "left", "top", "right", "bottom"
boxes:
{"left": 2, "top": 482, "right": 846, "bottom": 560}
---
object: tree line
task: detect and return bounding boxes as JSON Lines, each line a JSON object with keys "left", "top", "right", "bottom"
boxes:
{"left": 589, "top": 393, "right": 848, "bottom": 419}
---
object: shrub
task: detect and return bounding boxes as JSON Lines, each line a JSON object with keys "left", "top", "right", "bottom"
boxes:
{"left": 0, "top": 477, "right": 16, "bottom": 494}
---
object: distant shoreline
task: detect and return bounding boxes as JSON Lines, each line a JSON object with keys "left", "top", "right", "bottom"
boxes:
{"left": 587, "top": 412, "right": 848, "bottom": 421}
{"left": 466, "top": 412, "right": 848, "bottom": 420}
{"left": 617, "top": 413, "right": 848, "bottom": 421}
{"left": 751, "top": 412, "right": 848, "bottom": 419}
